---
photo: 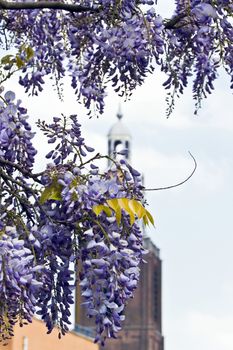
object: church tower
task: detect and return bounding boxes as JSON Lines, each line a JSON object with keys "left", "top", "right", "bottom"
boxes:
{"left": 107, "top": 107, "right": 131, "bottom": 165}
{"left": 75, "top": 111, "right": 164, "bottom": 350}
{"left": 101, "top": 111, "right": 164, "bottom": 350}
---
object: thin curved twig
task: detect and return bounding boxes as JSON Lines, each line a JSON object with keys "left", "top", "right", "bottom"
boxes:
{"left": 144, "top": 152, "right": 197, "bottom": 192}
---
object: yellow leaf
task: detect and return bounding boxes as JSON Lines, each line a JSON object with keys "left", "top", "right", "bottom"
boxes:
{"left": 93, "top": 204, "right": 104, "bottom": 216}
{"left": 107, "top": 198, "right": 118, "bottom": 210}
{"left": 106, "top": 198, "right": 154, "bottom": 227}
{"left": 115, "top": 208, "right": 122, "bottom": 226}
{"left": 143, "top": 215, "right": 149, "bottom": 226}
{"left": 102, "top": 206, "right": 112, "bottom": 217}
{"left": 117, "top": 198, "right": 135, "bottom": 226}
{"left": 93, "top": 205, "right": 112, "bottom": 217}
{"left": 145, "top": 209, "right": 155, "bottom": 226}
{"left": 107, "top": 199, "right": 122, "bottom": 225}
{"left": 128, "top": 199, "right": 145, "bottom": 219}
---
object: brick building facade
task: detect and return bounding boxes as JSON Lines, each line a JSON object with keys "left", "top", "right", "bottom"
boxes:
{"left": 75, "top": 237, "right": 164, "bottom": 350}
{"left": 100, "top": 237, "right": 164, "bottom": 350}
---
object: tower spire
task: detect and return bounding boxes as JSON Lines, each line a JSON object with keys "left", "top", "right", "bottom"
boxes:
{"left": 117, "top": 104, "right": 123, "bottom": 120}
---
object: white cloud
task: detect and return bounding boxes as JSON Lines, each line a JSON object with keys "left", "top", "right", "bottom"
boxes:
{"left": 164, "top": 310, "right": 233, "bottom": 350}
{"left": 132, "top": 147, "right": 229, "bottom": 194}
{"left": 3, "top": 38, "right": 233, "bottom": 350}
{"left": 191, "top": 158, "right": 230, "bottom": 193}
{"left": 186, "top": 311, "right": 233, "bottom": 350}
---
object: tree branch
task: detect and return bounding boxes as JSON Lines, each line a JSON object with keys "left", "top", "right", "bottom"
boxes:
{"left": 2, "top": 175, "right": 37, "bottom": 223}
{"left": 0, "top": 0, "right": 191, "bottom": 30}
{"left": 0, "top": 157, "right": 42, "bottom": 183}
{"left": 0, "top": 0, "right": 97, "bottom": 13}
{"left": 144, "top": 152, "right": 197, "bottom": 191}
{"left": 0, "top": 166, "right": 40, "bottom": 194}
{"left": 164, "top": 12, "right": 188, "bottom": 29}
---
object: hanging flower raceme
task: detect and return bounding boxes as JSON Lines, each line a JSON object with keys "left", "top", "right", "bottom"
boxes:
{"left": 0, "top": 90, "right": 37, "bottom": 171}
{"left": 0, "top": 227, "right": 43, "bottom": 344}
{"left": 162, "top": 0, "right": 233, "bottom": 115}
{"left": 0, "top": 91, "right": 153, "bottom": 344}
{"left": 0, "top": 0, "right": 231, "bottom": 346}
{"left": 0, "top": 0, "right": 231, "bottom": 115}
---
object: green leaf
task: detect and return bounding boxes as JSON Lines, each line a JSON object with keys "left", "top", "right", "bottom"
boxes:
{"left": 25, "top": 46, "right": 34, "bottom": 60}
{"left": 1, "top": 54, "right": 14, "bottom": 65}
{"left": 15, "top": 55, "right": 25, "bottom": 69}
{"left": 40, "top": 181, "right": 63, "bottom": 204}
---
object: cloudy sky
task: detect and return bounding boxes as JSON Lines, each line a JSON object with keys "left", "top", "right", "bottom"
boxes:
{"left": 8, "top": 66, "right": 232, "bottom": 350}
{"left": 4, "top": 2, "right": 233, "bottom": 350}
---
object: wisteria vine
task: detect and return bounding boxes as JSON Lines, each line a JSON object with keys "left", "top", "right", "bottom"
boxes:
{"left": 0, "top": 0, "right": 232, "bottom": 346}
{"left": 0, "top": 0, "right": 232, "bottom": 115}
{"left": 0, "top": 90, "right": 154, "bottom": 344}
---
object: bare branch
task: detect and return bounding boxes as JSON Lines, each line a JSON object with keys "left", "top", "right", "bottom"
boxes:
{"left": 164, "top": 13, "right": 188, "bottom": 29}
{"left": 144, "top": 152, "right": 197, "bottom": 192}
{"left": 0, "top": 0, "right": 97, "bottom": 13}
{"left": 0, "top": 157, "right": 42, "bottom": 183}
{"left": 0, "top": 0, "right": 191, "bottom": 30}
{"left": 0, "top": 166, "right": 40, "bottom": 194}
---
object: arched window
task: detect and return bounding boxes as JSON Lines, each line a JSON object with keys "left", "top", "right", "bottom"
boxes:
{"left": 114, "top": 140, "right": 123, "bottom": 151}
{"left": 108, "top": 139, "right": 111, "bottom": 156}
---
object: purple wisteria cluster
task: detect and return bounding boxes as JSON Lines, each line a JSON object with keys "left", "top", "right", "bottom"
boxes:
{"left": 0, "top": 90, "right": 37, "bottom": 171}
{"left": 163, "top": 0, "right": 233, "bottom": 114}
{"left": 0, "top": 93, "right": 148, "bottom": 344}
{"left": 79, "top": 222, "right": 144, "bottom": 345}
{"left": 0, "top": 0, "right": 231, "bottom": 115}
{"left": 0, "top": 228, "right": 43, "bottom": 343}
{"left": 0, "top": 0, "right": 232, "bottom": 345}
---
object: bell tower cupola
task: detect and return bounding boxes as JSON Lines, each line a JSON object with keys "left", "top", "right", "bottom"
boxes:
{"left": 107, "top": 107, "right": 131, "bottom": 166}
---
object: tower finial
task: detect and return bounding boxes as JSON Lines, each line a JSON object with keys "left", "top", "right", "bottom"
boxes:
{"left": 117, "top": 104, "right": 123, "bottom": 120}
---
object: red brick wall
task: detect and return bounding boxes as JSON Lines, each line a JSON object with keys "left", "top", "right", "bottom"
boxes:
{"left": 101, "top": 247, "right": 163, "bottom": 350}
